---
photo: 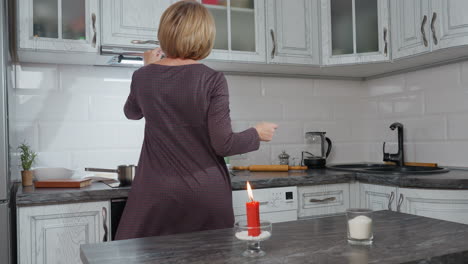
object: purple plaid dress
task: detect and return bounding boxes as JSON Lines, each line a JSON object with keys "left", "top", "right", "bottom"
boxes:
{"left": 115, "top": 63, "right": 260, "bottom": 240}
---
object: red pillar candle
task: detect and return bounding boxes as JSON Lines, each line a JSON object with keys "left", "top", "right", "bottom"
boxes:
{"left": 246, "top": 182, "right": 260, "bottom": 236}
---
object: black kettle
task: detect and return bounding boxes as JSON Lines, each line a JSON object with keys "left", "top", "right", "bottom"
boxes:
{"left": 302, "top": 132, "right": 332, "bottom": 168}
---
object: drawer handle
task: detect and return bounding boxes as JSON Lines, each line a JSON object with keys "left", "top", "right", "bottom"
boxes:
{"left": 383, "top": 27, "right": 388, "bottom": 57}
{"left": 102, "top": 207, "right": 108, "bottom": 242}
{"left": 259, "top": 201, "right": 269, "bottom": 206}
{"left": 309, "top": 197, "right": 336, "bottom": 203}
{"left": 91, "top": 13, "right": 97, "bottom": 48}
{"left": 397, "top": 193, "right": 404, "bottom": 212}
{"left": 421, "top": 15, "right": 428, "bottom": 47}
{"left": 270, "top": 29, "right": 276, "bottom": 59}
{"left": 388, "top": 191, "right": 395, "bottom": 211}
{"left": 431, "top": 12, "right": 438, "bottom": 45}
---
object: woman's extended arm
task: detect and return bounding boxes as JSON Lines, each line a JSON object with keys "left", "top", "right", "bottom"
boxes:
{"left": 207, "top": 73, "right": 277, "bottom": 157}
{"left": 124, "top": 73, "right": 143, "bottom": 120}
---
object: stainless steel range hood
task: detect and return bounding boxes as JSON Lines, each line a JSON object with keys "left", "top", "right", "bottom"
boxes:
{"left": 101, "top": 40, "right": 160, "bottom": 65}
{"left": 101, "top": 45, "right": 147, "bottom": 65}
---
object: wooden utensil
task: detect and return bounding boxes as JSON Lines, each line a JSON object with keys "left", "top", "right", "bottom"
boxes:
{"left": 232, "top": 165, "right": 308, "bottom": 172}
{"left": 384, "top": 162, "right": 438, "bottom": 167}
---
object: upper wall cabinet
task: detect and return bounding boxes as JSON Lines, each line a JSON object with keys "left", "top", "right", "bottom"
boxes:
{"left": 101, "top": 0, "right": 177, "bottom": 49}
{"left": 392, "top": 0, "right": 468, "bottom": 60}
{"left": 390, "top": 0, "right": 430, "bottom": 59}
{"left": 321, "top": 0, "right": 390, "bottom": 65}
{"left": 430, "top": 0, "right": 468, "bottom": 51}
{"left": 18, "top": 0, "right": 99, "bottom": 52}
{"left": 201, "top": 0, "right": 266, "bottom": 62}
{"left": 266, "top": 0, "right": 320, "bottom": 65}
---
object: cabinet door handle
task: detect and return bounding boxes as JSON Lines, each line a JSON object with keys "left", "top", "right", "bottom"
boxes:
{"left": 431, "top": 12, "right": 438, "bottom": 45}
{"left": 131, "top": 40, "right": 160, "bottom": 45}
{"left": 387, "top": 191, "right": 395, "bottom": 211}
{"left": 396, "top": 194, "right": 404, "bottom": 212}
{"left": 309, "top": 197, "right": 336, "bottom": 203}
{"left": 270, "top": 29, "right": 276, "bottom": 60}
{"left": 421, "top": 15, "right": 428, "bottom": 47}
{"left": 383, "top": 27, "right": 388, "bottom": 57}
{"left": 91, "top": 13, "right": 97, "bottom": 48}
{"left": 102, "top": 207, "right": 108, "bottom": 242}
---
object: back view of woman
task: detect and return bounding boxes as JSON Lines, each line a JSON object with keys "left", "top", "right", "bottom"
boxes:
{"left": 115, "top": 1, "right": 277, "bottom": 240}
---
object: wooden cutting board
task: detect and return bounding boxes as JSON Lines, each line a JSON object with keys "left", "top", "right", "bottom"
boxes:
{"left": 232, "top": 165, "right": 308, "bottom": 172}
{"left": 34, "top": 179, "right": 92, "bottom": 188}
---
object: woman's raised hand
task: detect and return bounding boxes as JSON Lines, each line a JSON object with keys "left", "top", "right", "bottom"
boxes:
{"left": 254, "top": 122, "right": 278, "bottom": 142}
{"left": 143, "top": 48, "right": 164, "bottom": 66}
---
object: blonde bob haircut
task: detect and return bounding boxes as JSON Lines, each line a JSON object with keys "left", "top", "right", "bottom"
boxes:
{"left": 158, "top": 1, "right": 216, "bottom": 60}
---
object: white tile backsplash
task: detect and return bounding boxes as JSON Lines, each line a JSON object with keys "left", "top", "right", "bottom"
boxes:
{"left": 448, "top": 113, "right": 468, "bottom": 140}
{"left": 262, "top": 77, "right": 314, "bottom": 97}
{"left": 15, "top": 94, "right": 89, "bottom": 121}
{"left": 16, "top": 64, "right": 58, "bottom": 91}
{"left": 11, "top": 60, "right": 468, "bottom": 178}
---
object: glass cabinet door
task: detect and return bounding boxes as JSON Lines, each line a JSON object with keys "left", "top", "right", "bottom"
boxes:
{"left": 322, "top": 0, "right": 389, "bottom": 64}
{"left": 19, "top": 0, "right": 99, "bottom": 52}
{"left": 200, "top": 0, "right": 265, "bottom": 62}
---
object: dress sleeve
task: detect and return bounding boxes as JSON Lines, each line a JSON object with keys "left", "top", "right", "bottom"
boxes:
{"left": 124, "top": 72, "right": 143, "bottom": 120}
{"left": 207, "top": 73, "right": 260, "bottom": 157}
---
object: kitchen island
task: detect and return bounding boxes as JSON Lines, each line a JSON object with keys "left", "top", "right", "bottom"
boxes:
{"left": 80, "top": 211, "right": 468, "bottom": 263}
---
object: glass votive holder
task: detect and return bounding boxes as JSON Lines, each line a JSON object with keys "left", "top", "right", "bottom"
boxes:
{"left": 235, "top": 221, "right": 272, "bottom": 257}
{"left": 346, "top": 209, "right": 373, "bottom": 245}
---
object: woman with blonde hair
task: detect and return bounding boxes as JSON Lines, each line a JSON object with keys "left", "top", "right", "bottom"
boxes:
{"left": 115, "top": 1, "right": 277, "bottom": 240}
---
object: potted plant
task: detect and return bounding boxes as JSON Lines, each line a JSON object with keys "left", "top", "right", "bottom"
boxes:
{"left": 18, "top": 143, "right": 37, "bottom": 187}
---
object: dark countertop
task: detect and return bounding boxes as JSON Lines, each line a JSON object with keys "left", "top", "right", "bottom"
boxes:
{"left": 356, "top": 168, "right": 468, "bottom": 189}
{"left": 16, "top": 182, "right": 131, "bottom": 206}
{"left": 80, "top": 211, "right": 468, "bottom": 264}
{"left": 230, "top": 169, "right": 354, "bottom": 189}
{"left": 16, "top": 167, "right": 468, "bottom": 206}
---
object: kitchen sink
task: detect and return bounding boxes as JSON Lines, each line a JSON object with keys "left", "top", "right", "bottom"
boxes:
{"left": 327, "top": 163, "right": 449, "bottom": 175}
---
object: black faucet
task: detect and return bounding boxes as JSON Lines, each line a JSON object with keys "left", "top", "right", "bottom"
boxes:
{"left": 383, "top": 122, "right": 405, "bottom": 166}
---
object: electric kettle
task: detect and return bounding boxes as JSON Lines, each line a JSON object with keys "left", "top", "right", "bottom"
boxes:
{"left": 302, "top": 132, "right": 332, "bottom": 168}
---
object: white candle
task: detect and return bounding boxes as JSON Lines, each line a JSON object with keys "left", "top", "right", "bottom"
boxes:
{"left": 348, "top": 215, "right": 372, "bottom": 240}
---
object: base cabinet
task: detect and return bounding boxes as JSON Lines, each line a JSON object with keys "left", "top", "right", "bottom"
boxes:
{"left": 298, "top": 183, "right": 350, "bottom": 218}
{"left": 398, "top": 187, "right": 468, "bottom": 225}
{"left": 359, "top": 183, "right": 397, "bottom": 211}
{"left": 17, "top": 201, "right": 110, "bottom": 264}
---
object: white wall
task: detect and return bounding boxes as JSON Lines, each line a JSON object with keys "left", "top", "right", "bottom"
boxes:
{"left": 10, "top": 63, "right": 366, "bottom": 179}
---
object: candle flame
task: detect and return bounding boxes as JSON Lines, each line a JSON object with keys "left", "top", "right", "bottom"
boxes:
{"left": 246, "top": 181, "right": 254, "bottom": 201}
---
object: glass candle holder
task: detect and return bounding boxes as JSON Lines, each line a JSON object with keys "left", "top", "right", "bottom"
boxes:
{"left": 234, "top": 221, "right": 272, "bottom": 257}
{"left": 346, "top": 209, "right": 373, "bottom": 245}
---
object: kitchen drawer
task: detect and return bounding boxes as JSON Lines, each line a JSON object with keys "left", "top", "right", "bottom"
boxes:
{"left": 298, "top": 183, "right": 350, "bottom": 218}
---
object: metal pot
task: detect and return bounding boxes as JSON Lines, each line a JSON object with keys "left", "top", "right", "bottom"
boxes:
{"left": 85, "top": 165, "right": 136, "bottom": 186}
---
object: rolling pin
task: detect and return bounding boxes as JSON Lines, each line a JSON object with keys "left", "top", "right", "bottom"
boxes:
{"left": 232, "top": 165, "right": 308, "bottom": 172}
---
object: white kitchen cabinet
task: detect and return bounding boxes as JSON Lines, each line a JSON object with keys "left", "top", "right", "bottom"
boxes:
{"left": 397, "top": 187, "right": 468, "bottom": 225}
{"left": 321, "top": 0, "right": 390, "bottom": 65}
{"left": 430, "top": 0, "right": 468, "bottom": 51}
{"left": 359, "top": 183, "right": 397, "bottom": 211}
{"left": 202, "top": 0, "right": 266, "bottom": 62}
{"left": 266, "top": 0, "right": 320, "bottom": 65}
{"left": 298, "top": 183, "right": 350, "bottom": 218}
{"left": 101, "top": 0, "right": 265, "bottom": 62}
{"left": 101, "top": 0, "right": 178, "bottom": 49}
{"left": 17, "top": 201, "right": 110, "bottom": 264}
{"left": 18, "top": 0, "right": 99, "bottom": 53}
{"left": 392, "top": 0, "right": 468, "bottom": 59}
{"left": 391, "top": 0, "right": 431, "bottom": 59}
